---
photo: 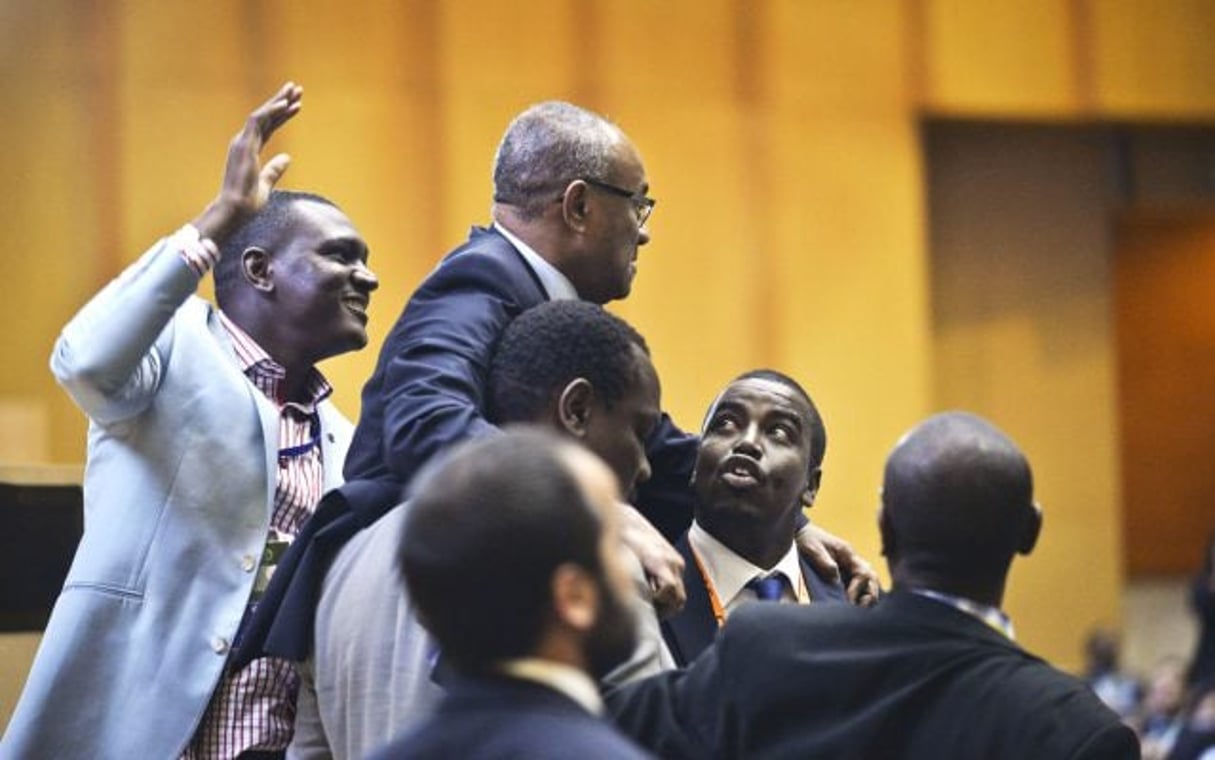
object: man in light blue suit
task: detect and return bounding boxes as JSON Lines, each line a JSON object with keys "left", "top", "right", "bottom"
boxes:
{"left": 3, "top": 83, "right": 379, "bottom": 759}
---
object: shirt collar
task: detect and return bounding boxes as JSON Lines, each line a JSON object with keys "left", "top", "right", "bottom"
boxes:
{"left": 689, "top": 520, "right": 801, "bottom": 608}
{"left": 217, "top": 310, "right": 332, "bottom": 408}
{"left": 493, "top": 222, "right": 579, "bottom": 301}
{"left": 497, "top": 658, "right": 604, "bottom": 715}
{"left": 911, "top": 588, "right": 1016, "bottom": 641}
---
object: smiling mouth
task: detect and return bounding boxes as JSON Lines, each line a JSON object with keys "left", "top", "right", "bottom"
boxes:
{"left": 342, "top": 296, "right": 369, "bottom": 322}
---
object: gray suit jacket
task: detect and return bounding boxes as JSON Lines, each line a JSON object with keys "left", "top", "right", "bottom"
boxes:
{"left": 2, "top": 237, "right": 352, "bottom": 760}
{"left": 288, "top": 503, "right": 442, "bottom": 760}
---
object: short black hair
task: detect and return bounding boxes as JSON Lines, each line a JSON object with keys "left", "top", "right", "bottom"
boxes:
{"left": 398, "top": 430, "right": 603, "bottom": 673}
{"left": 488, "top": 300, "right": 649, "bottom": 425}
{"left": 729, "top": 368, "right": 827, "bottom": 468}
{"left": 213, "top": 190, "right": 338, "bottom": 307}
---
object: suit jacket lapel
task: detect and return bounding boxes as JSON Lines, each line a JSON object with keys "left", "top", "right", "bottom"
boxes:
{"left": 471, "top": 225, "right": 550, "bottom": 305}
{"left": 661, "top": 536, "right": 719, "bottom": 666}
{"left": 798, "top": 555, "right": 849, "bottom": 605}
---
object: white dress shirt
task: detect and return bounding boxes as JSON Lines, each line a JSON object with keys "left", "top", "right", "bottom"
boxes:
{"left": 494, "top": 222, "right": 579, "bottom": 301}
{"left": 499, "top": 658, "right": 604, "bottom": 715}
{"left": 687, "top": 520, "right": 809, "bottom": 618}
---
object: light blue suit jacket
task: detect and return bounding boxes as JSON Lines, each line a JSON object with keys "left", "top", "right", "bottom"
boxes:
{"left": 2, "top": 237, "right": 352, "bottom": 760}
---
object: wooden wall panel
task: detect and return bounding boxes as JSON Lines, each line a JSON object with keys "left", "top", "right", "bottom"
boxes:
{"left": 1115, "top": 213, "right": 1215, "bottom": 575}
{"left": 928, "top": 123, "right": 1123, "bottom": 670}
{"left": 1090, "top": 0, "right": 1215, "bottom": 119}
{"left": 757, "top": 1, "right": 927, "bottom": 571}
{"left": 919, "top": 0, "right": 1081, "bottom": 117}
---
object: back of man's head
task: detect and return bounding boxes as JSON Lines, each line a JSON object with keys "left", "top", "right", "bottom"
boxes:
{"left": 492, "top": 101, "right": 622, "bottom": 221}
{"left": 487, "top": 300, "right": 649, "bottom": 425}
{"left": 397, "top": 430, "right": 605, "bottom": 675}
{"left": 212, "top": 189, "right": 338, "bottom": 308}
{"left": 880, "top": 412, "right": 1040, "bottom": 598}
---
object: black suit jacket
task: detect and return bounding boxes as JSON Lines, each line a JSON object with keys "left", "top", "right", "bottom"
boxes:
{"left": 661, "top": 532, "right": 848, "bottom": 667}
{"left": 611, "top": 591, "right": 1140, "bottom": 760}
{"left": 367, "top": 673, "right": 652, "bottom": 760}
{"left": 234, "top": 226, "right": 697, "bottom": 666}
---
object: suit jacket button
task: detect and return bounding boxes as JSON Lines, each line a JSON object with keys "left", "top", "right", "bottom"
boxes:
{"left": 240, "top": 554, "right": 256, "bottom": 572}
{"left": 211, "top": 636, "right": 230, "bottom": 655}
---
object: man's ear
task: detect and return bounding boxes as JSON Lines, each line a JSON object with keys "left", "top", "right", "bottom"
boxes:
{"left": 1017, "top": 501, "right": 1043, "bottom": 556}
{"left": 550, "top": 563, "right": 598, "bottom": 634}
{"left": 800, "top": 467, "right": 823, "bottom": 509}
{"left": 557, "top": 378, "right": 595, "bottom": 438}
{"left": 877, "top": 498, "right": 895, "bottom": 558}
{"left": 241, "top": 247, "right": 274, "bottom": 293}
{"left": 560, "top": 180, "right": 591, "bottom": 233}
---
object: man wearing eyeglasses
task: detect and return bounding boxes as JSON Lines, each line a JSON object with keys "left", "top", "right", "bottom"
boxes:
{"left": 238, "top": 102, "right": 878, "bottom": 676}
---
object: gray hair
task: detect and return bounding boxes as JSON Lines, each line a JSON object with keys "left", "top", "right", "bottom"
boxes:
{"left": 492, "top": 101, "right": 622, "bottom": 220}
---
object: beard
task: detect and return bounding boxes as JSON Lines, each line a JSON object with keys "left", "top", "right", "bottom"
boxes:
{"left": 585, "top": 575, "right": 639, "bottom": 679}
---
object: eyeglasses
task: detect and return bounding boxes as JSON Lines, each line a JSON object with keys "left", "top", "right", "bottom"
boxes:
{"left": 582, "top": 177, "right": 656, "bottom": 226}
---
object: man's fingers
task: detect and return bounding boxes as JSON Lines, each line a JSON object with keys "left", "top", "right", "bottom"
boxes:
{"left": 648, "top": 569, "right": 687, "bottom": 619}
{"left": 260, "top": 153, "right": 292, "bottom": 191}
{"left": 847, "top": 575, "right": 880, "bottom": 608}
{"left": 242, "top": 82, "right": 304, "bottom": 145}
{"left": 796, "top": 527, "right": 842, "bottom": 586}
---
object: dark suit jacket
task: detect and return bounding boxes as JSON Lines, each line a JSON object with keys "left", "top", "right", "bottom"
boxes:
{"left": 367, "top": 673, "right": 652, "bottom": 760}
{"left": 611, "top": 591, "right": 1141, "bottom": 760}
{"left": 345, "top": 225, "right": 697, "bottom": 538}
{"left": 661, "top": 533, "right": 848, "bottom": 667}
{"left": 234, "top": 226, "right": 697, "bottom": 666}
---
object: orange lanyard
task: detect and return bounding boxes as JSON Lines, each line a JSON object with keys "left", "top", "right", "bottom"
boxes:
{"left": 689, "top": 545, "right": 728, "bottom": 629}
{"left": 689, "top": 544, "right": 811, "bottom": 629}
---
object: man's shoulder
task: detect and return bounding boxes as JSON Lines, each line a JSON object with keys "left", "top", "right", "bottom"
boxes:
{"left": 324, "top": 503, "right": 409, "bottom": 592}
{"left": 392, "top": 227, "right": 543, "bottom": 317}
{"left": 371, "top": 682, "right": 651, "bottom": 760}
{"left": 429, "top": 227, "right": 529, "bottom": 281}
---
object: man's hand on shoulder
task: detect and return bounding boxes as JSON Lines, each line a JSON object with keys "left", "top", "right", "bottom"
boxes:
{"left": 618, "top": 502, "right": 686, "bottom": 618}
{"left": 796, "top": 522, "right": 881, "bottom": 607}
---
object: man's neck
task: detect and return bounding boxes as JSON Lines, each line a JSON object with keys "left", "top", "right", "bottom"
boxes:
{"left": 892, "top": 570, "right": 1006, "bottom": 610}
{"left": 493, "top": 208, "right": 559, "bottom": 263}
{"left": 221, "top": 308, "right": 318, "bottom": 403}
{"left": 697, "top": 513, "right": 797, "bottom": 570}
{"left": 497, "top": 658, "right": 603, "bottom": 715}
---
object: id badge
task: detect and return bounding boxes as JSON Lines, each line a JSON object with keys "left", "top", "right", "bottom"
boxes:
{"left": 250, "top": 538, "right": 290, "bottom": 602}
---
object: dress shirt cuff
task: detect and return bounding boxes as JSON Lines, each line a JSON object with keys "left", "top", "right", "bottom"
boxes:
{"left": 171, "top": 223, "right": 221, "bottom": 277}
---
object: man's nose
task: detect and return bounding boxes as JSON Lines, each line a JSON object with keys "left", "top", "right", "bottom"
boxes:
{"left": 733, "top": 425, "right": 762, "bottom": 457}
{"left": 353, "top": 262, "right": 379, "bottom": 292}
{"left": 637, "top": 223, "right": 651, "bottom": 246}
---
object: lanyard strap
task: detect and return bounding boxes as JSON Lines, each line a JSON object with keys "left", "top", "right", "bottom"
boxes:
{"left": 689, "top": 545, "right": 728, "bottom": 629}
{"left": 277, "top": 414, "right": 321, "bottom": 461}
{"left": 689, "top": 543, "right": 812, "bottom": 629}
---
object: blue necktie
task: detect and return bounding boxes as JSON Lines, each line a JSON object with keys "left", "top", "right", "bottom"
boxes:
{"left": 746, "top": 574, "right": 786, "bottom": 602}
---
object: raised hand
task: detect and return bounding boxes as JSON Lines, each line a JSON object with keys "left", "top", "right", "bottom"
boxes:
{"left": 193, "top": 82, "right": 304, "bottom": 243}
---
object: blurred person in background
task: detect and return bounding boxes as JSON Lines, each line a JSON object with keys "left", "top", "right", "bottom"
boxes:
{"left": 1085, "top": 626, "right": 1143, "bottom": 719}
{"left": 1139, "top": 656, "right": 1188, "bottom": 760}
{"left": 1187, "top": 533, "right": 1215, "bottom": 690}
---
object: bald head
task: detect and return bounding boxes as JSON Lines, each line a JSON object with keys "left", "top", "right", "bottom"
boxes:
{"left": 880, "top": 412, "right": 1041, "bottom": 604}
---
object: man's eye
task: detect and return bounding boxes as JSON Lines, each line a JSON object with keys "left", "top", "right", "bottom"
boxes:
{"left": 710, "top": 416, "right": 737, "bottom": 433}
{"left": 770, "top": 424, "right": 795, "bottom": 442}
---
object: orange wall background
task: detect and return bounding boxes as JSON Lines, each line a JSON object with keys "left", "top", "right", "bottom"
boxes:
{"left": 3, "top": 1, "right": 1215, "bottom": 689}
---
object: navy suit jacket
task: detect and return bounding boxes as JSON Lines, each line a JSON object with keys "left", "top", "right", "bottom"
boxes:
{"left": 612, "top": 592, "right": 1141, "bottom": 760}
{"left": 236, "top": 226, "right": 697, "bottom": 666}
{"left": 660, "top": 532, "right": 848, "bottom": 667}
{"left": 367, "top": 673, "right": 652, "bottom": 760}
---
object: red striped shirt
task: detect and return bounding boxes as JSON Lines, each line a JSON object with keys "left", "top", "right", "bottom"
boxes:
{"left": 183, "top": 312, "right": 332, "bottom": 759}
